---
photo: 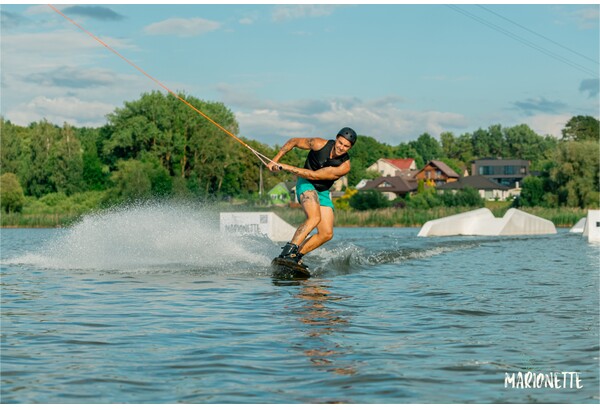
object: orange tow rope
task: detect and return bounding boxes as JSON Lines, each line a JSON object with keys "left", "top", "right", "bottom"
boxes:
{"left": 48, "top": 4, "right": 274, "bottom": 166}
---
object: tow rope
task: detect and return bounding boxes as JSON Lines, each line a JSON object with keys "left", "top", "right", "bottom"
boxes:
{"left": 48, "top": 4, "right": 276, "bottom": 168}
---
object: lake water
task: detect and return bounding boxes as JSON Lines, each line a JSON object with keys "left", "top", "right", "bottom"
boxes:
{"left": 1, "top": 204, "right": 599, "bottom": 404}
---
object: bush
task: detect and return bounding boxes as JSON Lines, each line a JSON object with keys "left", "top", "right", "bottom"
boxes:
{"left": 349, "top": 190, "right": 390, "bottom": 210}
{"left": 0, "top": 173, "right": 25, "bottom": 213}
{"left": 519, "top": 176, "right": 545, "bottom": 207}
{"left": 453, "top": 186, "right": 484, "bottom": 207}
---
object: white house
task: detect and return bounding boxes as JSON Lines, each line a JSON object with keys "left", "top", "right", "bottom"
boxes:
{"left": 367, "top": 158, "right": 417, "bottom": 177}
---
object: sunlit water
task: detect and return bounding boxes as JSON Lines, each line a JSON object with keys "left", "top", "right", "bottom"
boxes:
{"left": 1, "top": 204, "right": 598, "bottom": 403}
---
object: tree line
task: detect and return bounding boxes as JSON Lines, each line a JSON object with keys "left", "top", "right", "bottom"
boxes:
{"left": 1, "top": 90, "right": 598, "bottom": 213}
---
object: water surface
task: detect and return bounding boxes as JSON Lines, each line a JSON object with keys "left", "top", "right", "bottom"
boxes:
{"left": 1, "top": 206, "right": 598, "bottom": 403}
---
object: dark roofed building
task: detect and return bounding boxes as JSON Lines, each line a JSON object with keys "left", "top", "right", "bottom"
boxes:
{"left": 415, "top": 160, "right": 460, "bottom": 186}
{"left": 471, "top": 158, "right": 529, "bottom": 188}
{"left": 438, "top": 175, "right": 510, "bottom": 200}
{"left": 359, "top": 176, "right": 418, "bottom": 200}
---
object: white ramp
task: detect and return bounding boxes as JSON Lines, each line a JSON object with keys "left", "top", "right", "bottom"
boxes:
{"left": 497, "top": 208, "right": 557, "bottom": 236}
{"left": 418, "top": 207, "right": 556, "bottom": 237}
{"left": 570, "top": 217, "right": 587, "bottom": 233}
{"left": 417, "top": 208, "right": 494, "bottom": 237}
{"left": 583, "top": 210, "right": 600, "bottom": 243}
{"left": 220, "top": 212, "right": 296, "bottom": 242}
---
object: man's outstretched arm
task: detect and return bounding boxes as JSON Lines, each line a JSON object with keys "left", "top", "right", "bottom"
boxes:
{"left": 279, "top": 161, "right": 350, "bottom": 181}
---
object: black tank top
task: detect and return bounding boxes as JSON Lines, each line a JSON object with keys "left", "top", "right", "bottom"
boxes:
{"left": 303, "top": 139, "right": 350, "bottom": 192}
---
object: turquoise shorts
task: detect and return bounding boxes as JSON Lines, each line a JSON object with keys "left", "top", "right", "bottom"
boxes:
{"left": 296, "top": 178, "right": 334, "bottom": 209}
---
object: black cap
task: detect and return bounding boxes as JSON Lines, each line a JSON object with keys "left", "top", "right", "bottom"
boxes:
{"left": 337, "top": 127, "right": 357, "bottom": 145}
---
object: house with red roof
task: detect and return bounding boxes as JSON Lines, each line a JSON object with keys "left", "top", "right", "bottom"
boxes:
{"left": 367, "top": 158, "right": 417, "bottom": 177}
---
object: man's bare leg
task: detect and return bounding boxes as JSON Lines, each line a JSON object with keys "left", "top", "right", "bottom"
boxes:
{"left": 298, "top": 206, "right": 334, "bottom": 255}
{"left": 290, "top": 190, "right": 322, "bottom": 246}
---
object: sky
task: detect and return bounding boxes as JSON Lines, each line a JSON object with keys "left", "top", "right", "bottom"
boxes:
{"left": 1, "top": 2, "right": 599, "bottom": 146}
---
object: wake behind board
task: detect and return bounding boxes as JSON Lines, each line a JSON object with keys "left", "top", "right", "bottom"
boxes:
{"left": 271, "top": 257, "right": 311, "bottom": 279}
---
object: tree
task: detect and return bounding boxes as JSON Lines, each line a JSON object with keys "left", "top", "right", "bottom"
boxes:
{"left": 109, "top": 159, "right": 152, "bottom": 201}
{"left": 78, "top": 127, "right": 109, "bottom": 190}
{"left": 0, "top": 118, "right": 27, "bottom": 180}
{"left": 503, "top": 124, "right": 553, "bottom": 166}
{"left": 561, "top": 115, "right": 599, "bottom": 142}
{"left": 23, "top": 120, "right": 60, "bottom": 197}
{"left": 49, "top": 123, "right": 85, "bottom": 195}
{"left": 393, "top": 141, "right": 423, "bottom": 169}
{"left": 0, "top": 173, "right": 26, "bottom": 213}
{"left": 471, "top": 125, "right": 504, "bottom": 158}
{"left": 349, "top": 190, "right": 390, "bottom": 210}
{"left": 518, "top": 176, "right": 545, "bottom": 207}
{"left": 546, "top": 140, "right": 600, "bottom": 208}
{"left": 409, "top": 133, "right": 442, "bottom": 163}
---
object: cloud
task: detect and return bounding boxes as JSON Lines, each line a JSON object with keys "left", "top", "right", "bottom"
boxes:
{"left": 512, "top": 97, "right": 567, "bottom": 115}
{"left": 6, "top": 96, "right": 115, "bottom": 127}
{"left": 571, "top": 6, "right": 599, "bottom": 30}
{"left": 579, "top": 78, "right": 599, "bottom": 98}
{"left": 1, "top": 11, "right": 29, "bottom": 29}
{"left": 144, "top": 17, "right": 221, "bottom": 37}
{"left": 215, "top": 86, "right": 467, "bottom": 145}
{"left": 525, "top": 114, "right": 573, "bottom": 138}
{"left": 62, "top": 6, "right": 125, "bottom": 21}
{"left": 272, "top": 5, "right": 340, "bottom": 22}
{"left": 26, "top": 66, "right": 119, "bottom": 89}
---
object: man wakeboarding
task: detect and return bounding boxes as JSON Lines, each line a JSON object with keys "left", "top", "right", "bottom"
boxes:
{"left": 268, "top": 127, "right": 357, "bottom": 272}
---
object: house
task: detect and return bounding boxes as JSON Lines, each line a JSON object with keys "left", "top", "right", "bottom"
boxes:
{"left": 331, "top": 175, "right": 348, "bottom": 192}
{"left": 471, "top": 159, "right": 530, "bottom": 188}
{"left": 358, "top": 176, "right": 418, "bottom": 200}
{"left": 437, "top": 175, "right": 510, "bottom": 201}
{"left": 267, "top": 181, "right": 295, "bottom": 206}
{"left": 367, "top": 158, "right": 418, "bottom": 177}
{"left": 415, "top": 160, "right": 460, "bottom": 186}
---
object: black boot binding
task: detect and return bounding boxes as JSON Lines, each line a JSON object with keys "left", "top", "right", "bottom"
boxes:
{"left": 279, "top": 242, "right": 308, "bottom": 268}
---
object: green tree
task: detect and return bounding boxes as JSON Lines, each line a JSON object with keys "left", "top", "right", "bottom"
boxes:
{"left": 109, "top": 159, "right": 152, "bottom": 201}
{"left": 0, "top": 118, "right": 28, "bottom": 180}
{"left": 0, "top": 173, "right": 26, "bottom": 213}
{"left": 409, "top": 133, "right": 442, "bottom": 163}
{"left": 349, "top": 190, "right": 390, "bottom": 210}
{"left": 455, "top": 133, "right": 474, "bottom": 164}
{"left": 503, "top": 124, "right": 553, "bottom": 166}
{"left": 78, "top": 127, "right": 109, "bottom": 190}
{"left": 49, "top": 123, "right": 85, "bottom": 195}
{"left": 23, "top": 120, "right": 60, "bottom": 197}
{"left": 394, "top": 142, "right": 423, "bottom": 169}
{"left": 519, "top": 176, "right": 545, "bottom": 207}
{"left": 547, "top": 140, "right": 600, "bottom": 208}
{"left": 454, "top": 186, "right": 484, "bottom": 207}
{"left": 561, "top": 115, "right": 599, "bottom": 142}
{"left": 471, "top": 125, "right": 504, "bottom": 158}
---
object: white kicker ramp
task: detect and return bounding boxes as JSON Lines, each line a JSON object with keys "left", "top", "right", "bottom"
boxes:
{"left": 220, "top": 212, "right": 297, "bottom": 242}
{"left": 583, "top": 210, "right": 600, "bottom": 243}
{"left": 417, "top": 208, "right": 495, "bottom": 237}
{"left": 418, "top": 207, "right": 556, "bottom": 237}
{"left": 570, "top": 217, "right": 587, "bottom": 233}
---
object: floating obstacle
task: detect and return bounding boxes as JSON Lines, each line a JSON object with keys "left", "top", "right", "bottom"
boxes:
{"left": 220, "top": 212, "right": 296, "bottom": 242}
{"left": 570, "top": 217, "right": 587, "bottom": 234}
{"left": 582, "top": 210, "right": 600, "bottom": 243}
{"left": 417, "top": 208, "right": 557, "bottom": 237}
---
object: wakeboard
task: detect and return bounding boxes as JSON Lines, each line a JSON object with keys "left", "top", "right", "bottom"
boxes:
{"left": 271, "top": 257, "right": 311, "bottom": 279}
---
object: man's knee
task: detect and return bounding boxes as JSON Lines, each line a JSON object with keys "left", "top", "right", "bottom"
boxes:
{"left": 320, "top": 230, "right": 333, "bottom": 242}
{"left": 306, "top": 215, "right": 321, "bottom": 228}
